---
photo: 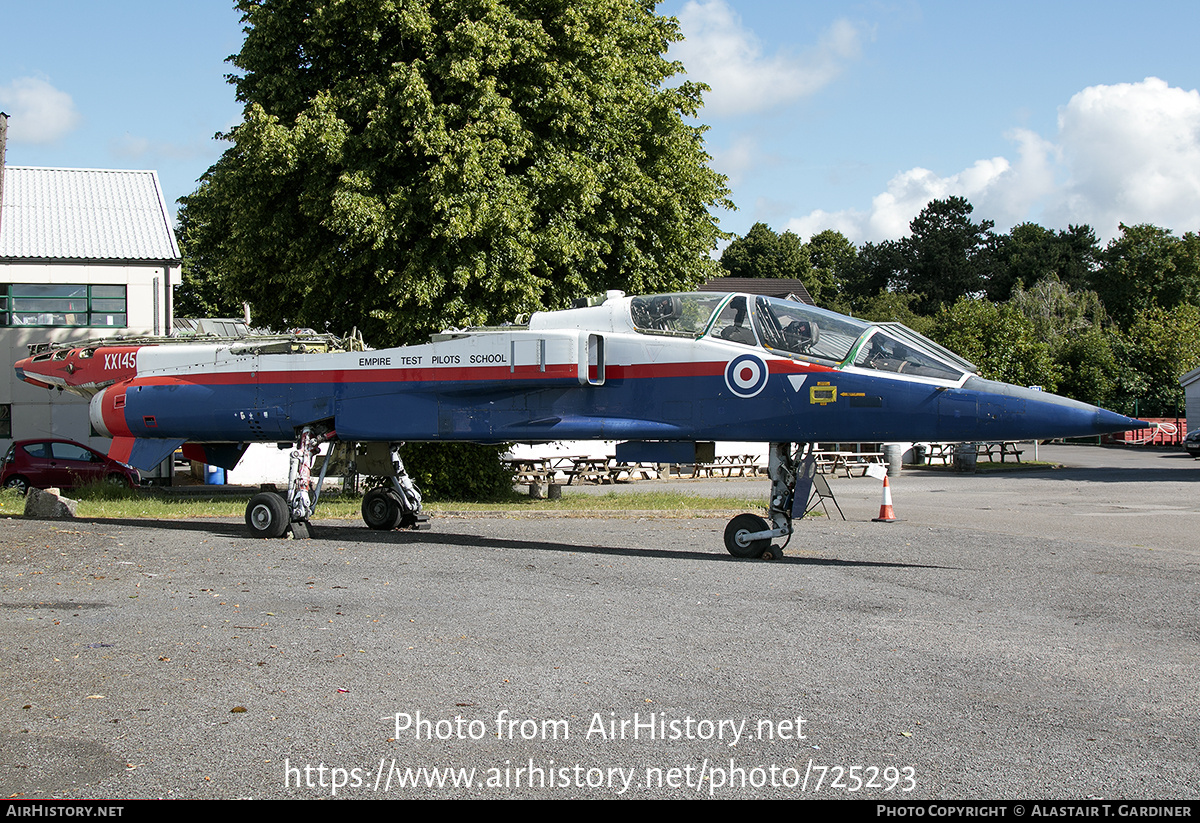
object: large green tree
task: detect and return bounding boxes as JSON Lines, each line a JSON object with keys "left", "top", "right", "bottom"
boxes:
{"left": 983, "top": 222, "right": 1101, "bottom": 302}
{"left": 930, "top": 298, "right": 1060, "bottom": 391}
{"left": 180, "top": 0, "right": 731, "bottom": 344}
{"left": 719, "top": 222, "right": 811, "bottom": 282}
{"left": 804, "top": 228, "right": 856, "bottom": 310}
{"left": 1092, "top": 224, "right": 1200, "bottom": 329}
{"left": 1110, "top": 303, "right": 1200, "bottom": 417}
{"left": 843, "top": 239, "right": 904, "bottom": 311}
{"left": 900, "top": 196, "right": 995, "bottom": 313}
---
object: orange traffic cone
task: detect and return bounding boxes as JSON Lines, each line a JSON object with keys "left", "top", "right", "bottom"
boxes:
{"left": 872, "top": 474, "right": 898, "bottom": 522}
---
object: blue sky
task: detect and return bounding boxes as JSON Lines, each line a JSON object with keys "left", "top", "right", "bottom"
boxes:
{"left": 4, "top": 1, "right": 1200, "bottom": 246}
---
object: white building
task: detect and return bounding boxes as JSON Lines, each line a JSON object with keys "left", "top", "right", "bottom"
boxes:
{"left": 1, "top": 165, "right": 180, "bottom": 461}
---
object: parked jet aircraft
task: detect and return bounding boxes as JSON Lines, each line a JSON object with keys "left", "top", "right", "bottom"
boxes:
{"left": 15, "top": 291, "right": 1144, "bottom": 555}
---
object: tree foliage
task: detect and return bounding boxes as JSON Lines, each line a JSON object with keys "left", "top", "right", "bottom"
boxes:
{"left": 400, "top": 442, "right": 514, "bottom": 500}
{"left": 719, "top": 222, "right": 810, "bottom": 278}
{"left": 853, "top": 290, "right": 934, "bottom": 336}
{"left": 1110, "top": 303, "right": 1200, "bottom": 417}
{"left": 930, "top": 298, "right": 1060, "bottom": 391}
{"left": 804, "top": 229, "right": 856, "bottom": 310}
{"left": 1056, "top": 329, "right": 1120, "bottom": 410}
{"left": 899, "top": 196, "right": 995, "bottom": 313}
{"left": 983, "top": 223, "right": 1102, "bottom": 301}
{"left": 718, "top": 224, "right": 861, "bottom": 308}
{"left": 174, "top": 211, "right": 243, "bottom": 318}
{"left": 180, "top": 0, "right": 731, "bottom": 345}
{"left": 1007, "top": 275, "right": 1107, "bottom": 345}
{"left": 1094, "top": 224, "right": 1200, "bottom": 329}
{"left": 843, "top": 239, "right": 905, "bottom": 312}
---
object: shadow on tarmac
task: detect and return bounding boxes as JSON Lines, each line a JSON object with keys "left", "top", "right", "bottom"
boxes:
{"left": 65, "top": 516, "right": 949, "bottom": 571}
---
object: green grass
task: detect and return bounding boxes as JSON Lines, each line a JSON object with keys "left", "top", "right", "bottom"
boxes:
{"left": 0, "top": 487, "right": 27, "bottom": 516}
{"left": 0, "top": 486, "right": 763, "bottom": 520}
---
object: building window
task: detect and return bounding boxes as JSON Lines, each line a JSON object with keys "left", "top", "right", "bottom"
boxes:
{"left": 0, "top": 404, "right": 10, "bottom": 439}
{"left": 0, "top": 284, "right": 127, "bottom": 328}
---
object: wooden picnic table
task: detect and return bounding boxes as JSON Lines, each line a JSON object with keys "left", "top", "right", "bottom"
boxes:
{"left": 609, "top": 462, "right": 659, "bottom": 482}
{"left": 668, "top": 454, "right": 763, "bottom": 478}
{"left": 505, "top": 458, "right": 553, "bottom": 485}
{"left": 813, "top": 447, "right": 884, "bottom": 477}
{"left": 567, "top": 457, "right": 616, "bottom": 485}
{"left": 700, "top": 454, "right": 762, "bottom": 478}
{"left": 975, "top": 442, "right": 1024, "bottom": 463}
{"left": 922, "top": 442, "right": 1024, "bottom": 465}
{"left": 924, "top": 443, "right": 954, "bottom": 465}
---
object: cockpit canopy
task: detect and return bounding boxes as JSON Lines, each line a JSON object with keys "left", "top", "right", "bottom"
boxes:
{"left": 629, "top": 292, "right": 974, "bottom": 381}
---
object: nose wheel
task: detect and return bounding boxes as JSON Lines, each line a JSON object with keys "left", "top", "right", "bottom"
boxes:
{"left": 724, "top": 513, "right": 770, "bottom": 557}
{"left": 363, "top": 487, "right": 403, "bottom": 530}
{"left": 722, "top": 442, "right": 811, "bottom": 559}
{"left": 723, "top": 514, "right": 785, "bottom": 560}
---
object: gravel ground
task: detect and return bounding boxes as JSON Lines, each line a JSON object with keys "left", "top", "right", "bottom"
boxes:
{"left": 1, "top": 445, "right": 1197, "bottom": 799}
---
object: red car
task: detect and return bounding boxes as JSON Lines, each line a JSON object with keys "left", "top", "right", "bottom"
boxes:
{"left": 1, "top": 439, "right": 140, "bottom": 495}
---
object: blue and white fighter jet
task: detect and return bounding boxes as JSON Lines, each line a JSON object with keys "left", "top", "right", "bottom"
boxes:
{"left": 16, "top": 291, "right": 1144, "bottom": 553}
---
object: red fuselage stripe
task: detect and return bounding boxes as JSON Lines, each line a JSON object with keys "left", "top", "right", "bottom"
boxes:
{"left": 119, "top": 358, "right": 831, "bottom": 389}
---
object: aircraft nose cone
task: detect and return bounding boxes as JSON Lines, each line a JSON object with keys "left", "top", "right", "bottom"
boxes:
{"left": 954, "top": 377, "right": 1148, "bottom": 441}
{"left": 14, "top": 356, "right": 57, "bottom": 389}
{"left": 1024, "top": 390, "right": 1148, "bottom": 438}
{"left": 1092, "top": 407, "right": 1148, "bottom": 435}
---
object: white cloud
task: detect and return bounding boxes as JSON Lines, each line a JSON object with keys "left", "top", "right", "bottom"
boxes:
{"left": 672, "top": 0, "right": 866, "bottom": 117}
{"left": 709, "top": 135, "right": 762, "bottom": 187}
{"left": 787, "top": 158, "right": 1017, "bottom": 243}
{"left": 0, "top": 77, "right": 82, "bottom": 144}
{"left": 109, "top": 132, "right": 223, "bottom": 165}
{"left": 111, "top": 133, "right": 152, "bottom": 159}
{"left": 787, "top": 77, "right": 1200, "bottom": 244}
{"left": 1050, "top": 77, "right": 1200, "bottom": 237}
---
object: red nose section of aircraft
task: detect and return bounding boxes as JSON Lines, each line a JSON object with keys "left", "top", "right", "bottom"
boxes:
{"left": 15, "top": 345, "right": 142, "bottom": 396}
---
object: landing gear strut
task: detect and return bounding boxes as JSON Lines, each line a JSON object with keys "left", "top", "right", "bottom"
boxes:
{"left": 353, "top": 443, "right": 429, "bottom": 532}
{"left": 723, "top": 442, "right": 813, "bottom": 560}
{"left": 244, "top": 425, "right": 333, "bottom": 538}
{"left": 279, "top": 426, "right": 331, "bottom": 539}
{"left": 243, "top": 427, "right": 329, "bottom": 538}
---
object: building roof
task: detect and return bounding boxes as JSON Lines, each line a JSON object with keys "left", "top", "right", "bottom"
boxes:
{"left": 0, "top": 166, "right": 180, "bottom": 262}
{"left": 697, "top": 276, "right": 814, "bottom": 305}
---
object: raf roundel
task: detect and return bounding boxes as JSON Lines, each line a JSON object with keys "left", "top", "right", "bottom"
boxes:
{"left": 724, "top": 353, "right": 770, "bottom": 398}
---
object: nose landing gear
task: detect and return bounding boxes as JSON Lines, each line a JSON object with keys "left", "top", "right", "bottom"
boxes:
{"left": 723, "top": 442, "right": 814, "bottom": 560}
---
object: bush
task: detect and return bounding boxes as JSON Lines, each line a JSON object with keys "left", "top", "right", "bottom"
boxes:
{"left": 398, "top": 442, "right": 514, "bottom": 502}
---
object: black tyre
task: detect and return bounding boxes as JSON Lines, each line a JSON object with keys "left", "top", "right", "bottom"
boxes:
{"left": 4, "top": 476, "right": 30, "bottom": 495}
{"left": 246, "top": 492, "right": 289, "bottom": 538}
{"left": 724, "top": 513, "right": 770, "bottom": 558}
{"left": 362, "top": 488, "right": 402, "bottom": 530}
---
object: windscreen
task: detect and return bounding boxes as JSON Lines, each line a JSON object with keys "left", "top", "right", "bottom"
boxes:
{"left": 630, "top": 293, "right": 728, "bottom": 337}
{"left": 751, "top": 295, "right": 871, "bottom": 364}
{"left": 850, "top": 330, "right": 966, "bottom": 381}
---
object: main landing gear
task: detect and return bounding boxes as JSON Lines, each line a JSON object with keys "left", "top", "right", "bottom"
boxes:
{"left": 723, "top": 442, "right": 814, "bottom": 560}
{"left": 243, "top": 431, "right": 428, "bottom": 538}
{"left": 358, "top": 444, "right": 428, "bottom": 533}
